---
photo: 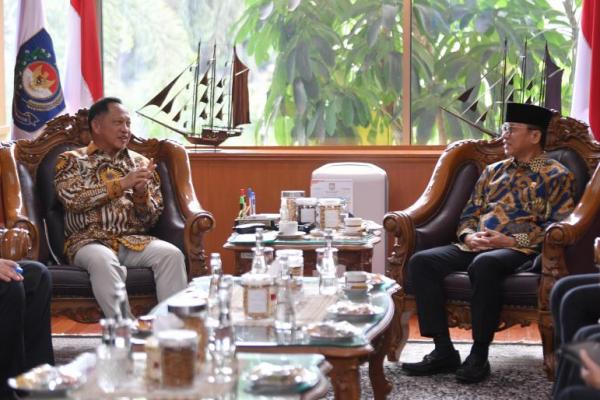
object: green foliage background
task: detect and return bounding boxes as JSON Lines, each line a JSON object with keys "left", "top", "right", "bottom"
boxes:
{"left": 235, "top": 0, "right": 582, "bottom": 145}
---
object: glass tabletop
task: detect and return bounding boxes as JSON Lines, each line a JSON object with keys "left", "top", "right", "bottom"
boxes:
{"left": 55, "top": 353, "right": 327, "bottom": 400}
{"left": 226, "top": 231, "right": 380, "bottom": 246}
{"left": 150, "top": 277, "right": 395, "bottom": 348}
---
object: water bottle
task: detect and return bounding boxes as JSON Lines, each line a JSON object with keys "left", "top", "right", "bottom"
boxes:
{"left": 250, "top": 228, "right": 268, "bottom": 274}
{"left": 207, "top": 253, "right": 223, "bottom": 328}
{"left": 213, "top": 281, "right": 237, "bottom": 377}
{"left": 275, "top": 256, "right": 296, "bottom": 331}
{"left": 96, "top": 318, "right": 128, "bottom": 393}
{"left": 319, "top": 230, "right": 338, "bottom": 295}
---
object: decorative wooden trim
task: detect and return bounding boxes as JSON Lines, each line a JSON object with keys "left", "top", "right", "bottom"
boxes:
{"left": 546, "top": 114, "right": 600, "bottom": 175}
{"left": 160, "top": 140, "right": 214, "bottom": 277}
{"left": 0, "top": 227, "right": 31, "bottom": 260}
{"left": 595, "top": 237, "right": 600, "bottom": 266}
{"left": 14, "top": 111, "right": 91, "bottom": 179}
{"left": 51, "top": 295, "right": 157, "bottom": 324}
{"left": 0, "top": 146, "right": 40, "bottom": 259}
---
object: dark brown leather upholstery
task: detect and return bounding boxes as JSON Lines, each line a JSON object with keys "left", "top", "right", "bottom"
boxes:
{"left": 383, "top": 113, "right": 600, "bottom": 379}
{"left": 0, "top": 109, "right": 214, "bottom": 323}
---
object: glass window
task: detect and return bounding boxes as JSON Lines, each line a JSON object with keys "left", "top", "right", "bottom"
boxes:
{"left": 103, "top": 0, "right": 277, "bottom": 146}
{"left": 411, "top": 0, "right": 582, "bottom": 145}
{"left": 103, "top": 0, "right": 404, "bottom": 146}
{"left": 2, "top": 1, "right": 581, "bottom": 146}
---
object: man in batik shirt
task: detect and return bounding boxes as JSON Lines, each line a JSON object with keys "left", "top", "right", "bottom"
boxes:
{"left": 54, "top": 97, "right": 187, "bottom": 318}
{"left": 402, "top": 103, "right": 575, "bottom": 383}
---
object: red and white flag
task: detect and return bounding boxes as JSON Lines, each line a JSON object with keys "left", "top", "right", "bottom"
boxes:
{"left": 571, "top": 0, "right": 600, "bottom": 140}
{"left": 64, "top": 0, "right": 103, "bottom": 114}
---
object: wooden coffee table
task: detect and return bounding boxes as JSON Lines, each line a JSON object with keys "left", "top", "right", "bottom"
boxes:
{"left": 224, "top": 232, "right": 381, "bottom": 276}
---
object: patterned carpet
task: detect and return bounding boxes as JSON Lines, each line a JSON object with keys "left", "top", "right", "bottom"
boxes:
{"left": 53, "top": 336, "right": 553, "bottom": 399}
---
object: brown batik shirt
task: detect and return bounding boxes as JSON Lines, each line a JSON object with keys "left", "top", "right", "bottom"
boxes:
{"left": 55, "top": 143, "right": 163, "bottom": 262}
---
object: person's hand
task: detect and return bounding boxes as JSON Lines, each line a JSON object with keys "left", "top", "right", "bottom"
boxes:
{"left": 133, "top": 159, "right": 156, "bottom": 195}
{"left": 0, "top": 259, "right": 23, "bottom": 282}
{"left": 483, "top": 228, "right": 517, "bottom": 249}
{"left": 120, "top": 159, "right": 156, "bottom": 192}
{"left": 580, "top": 349, "right": 600, "bottom": 390}
{"left": 464, "top": 229, "right": 517, "bottom": 251}
{"left": 464, "top": 231, "right": 492, "bottom": 251}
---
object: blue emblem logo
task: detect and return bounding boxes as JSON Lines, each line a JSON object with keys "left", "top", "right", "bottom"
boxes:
{"left": 12, "top": 29, "right": 65, "bottom": 133}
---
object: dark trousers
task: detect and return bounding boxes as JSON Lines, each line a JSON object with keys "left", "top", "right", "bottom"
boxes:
{"left": 550, "top": 274, "right": 600, "bottom": 396}
{"left": 0, "top": 261, "right": 54, "bottom": 398}
{"left": 557, "top": 386, "right": 600, "bottom": 400}
{"left": 550, "top": 273, "right": 600, "bottom": 349}
{"left": 408, "top": 244, "right": 535, "bottom": 344}
{"left": 554, "top": 325, "right": 600, "bottom": 397}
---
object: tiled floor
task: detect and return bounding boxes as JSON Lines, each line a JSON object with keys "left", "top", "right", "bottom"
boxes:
{"left": 51, "top": 315, "right": 542, "bottom": 343}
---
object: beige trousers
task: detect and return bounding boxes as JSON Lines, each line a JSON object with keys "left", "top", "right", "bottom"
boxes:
{"left": 74, "top": 240, "right": 188, "bottom": 318}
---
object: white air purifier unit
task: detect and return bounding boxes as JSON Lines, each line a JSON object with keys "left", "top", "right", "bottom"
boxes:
{"left": 311, "top": 162, "right": 388, "bottom": 274}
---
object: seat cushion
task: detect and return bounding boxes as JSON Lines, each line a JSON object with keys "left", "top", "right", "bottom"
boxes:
{"left": 50, "top": 264, "right": 157, "bottom": 297}
{"left": 404, "top": 271, "right": 541, "bottom": 307}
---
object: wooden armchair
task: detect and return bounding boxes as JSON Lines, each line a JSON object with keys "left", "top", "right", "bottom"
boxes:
{"left": 383, "top": 113, "right": 600, "bottom": 379}
{"left": 0, "top": 109, "right": 215, "bottom": 322}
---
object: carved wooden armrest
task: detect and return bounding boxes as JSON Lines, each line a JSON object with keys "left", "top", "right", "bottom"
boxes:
{"left": 542, "top": 164, "right": 600, "bottom": 279}
{"left": 383, "top": 211, "right": 416, "bottom": 284}
{"left": 159, "top": 141, "right": 215, "bottom": 278}
{"left": 0, "top": 226, "right": 33, "bottom": 261}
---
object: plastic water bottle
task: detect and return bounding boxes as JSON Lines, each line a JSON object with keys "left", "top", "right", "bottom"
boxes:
{"left": 250, "top": 228, "right": 268, "bottom": 274}
{"left": 319, "top": 230, "right": 338, "bottom": 295}
{"left": 275, "top": 256, "right": 296, "bottom": 331}
{"left": 213, "top": 281, "right": 237, "bottom": 377}
{"left": 96, "top": 318, "right": 128, "bottom": 393}
{"left": 208, "top": 253, "right": 223, "bottom": 327}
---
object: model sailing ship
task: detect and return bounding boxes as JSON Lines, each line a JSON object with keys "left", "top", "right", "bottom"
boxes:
{"left": 137, "top": 42, "right": 250, "bottom": 146}
{"left": 441, "top": 41, "right": 564, "bottom": 138}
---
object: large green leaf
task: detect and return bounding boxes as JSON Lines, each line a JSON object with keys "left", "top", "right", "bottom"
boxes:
{"left": 293, "top": 78, "right": 308, "bottom": 116}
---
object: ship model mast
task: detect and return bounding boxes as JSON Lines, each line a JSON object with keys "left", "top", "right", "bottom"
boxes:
{"left": 441, "top": 40, "right": 564, "bottom": 138}
{"left": 137, "top": 42, "right": 250, "bottom": 146}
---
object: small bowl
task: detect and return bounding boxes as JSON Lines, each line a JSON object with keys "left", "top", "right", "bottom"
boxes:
{"left": 344, "top": 217, "right": 363, "bottom": 227}
{"left": 343, "top": 286, "right": 371, "bottom": 301}
{"left": 345, "top": 271, "right": 368, "bottom": 284}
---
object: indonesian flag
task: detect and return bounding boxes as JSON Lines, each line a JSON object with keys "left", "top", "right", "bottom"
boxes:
{"left": 64, "top": 0, "right": 103, "bottom": 114}
{"left": 571, "top": 0, "right": 600, "bottom": 140}
{"left": 11, "top": 0, "right": 65, "bottom": 140}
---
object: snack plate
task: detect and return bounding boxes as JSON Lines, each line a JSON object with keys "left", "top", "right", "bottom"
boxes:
{"left": 343, "top": 285, "right": 372, "bottom": 301}
{"left": 340, "top": 229, "right": 366, "bottom": 237}
{"left": 327, "top": 301, "right": 384, "bottom": 323}
{"left": 8, "top": 364, "right": 85, "bottom": 397}
{"left": 306, "top": 321, "right": 359, "bottom": 343}
{"left": 366, "top": 273, "right": 386, "bottom": 290}
{"left": 277, "top": 231, "right": 307, "bottom": 240}
{"left": 245, "top": 363, "right": 319, "bottom": 394}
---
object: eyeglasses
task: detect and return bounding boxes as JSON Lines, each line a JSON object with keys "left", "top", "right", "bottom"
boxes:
{"left": 501, "top": 123, "right": 540, "bottom": 135}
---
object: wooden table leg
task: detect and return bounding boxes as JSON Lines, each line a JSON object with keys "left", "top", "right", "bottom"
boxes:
{"left": 369, "top": 323, "right": 393, "bottom": 399}
{"left": 327, "top": 357, "right": 361, "bottom": 400}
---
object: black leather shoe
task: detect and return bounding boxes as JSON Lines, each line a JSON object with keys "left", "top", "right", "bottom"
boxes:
{"left": 401, "top": 349, "right": 461, "bottom": 376}
{"left": 455, "top": 354, "right": 491, "bottom": 383}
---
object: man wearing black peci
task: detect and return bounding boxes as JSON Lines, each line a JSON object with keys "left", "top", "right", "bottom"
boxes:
{"left": 402, "top": 103, "right": 576, "bottom": 383}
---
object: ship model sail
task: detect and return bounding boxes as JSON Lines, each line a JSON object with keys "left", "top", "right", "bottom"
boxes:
{"left": 137, "top": 43, "right": 250, "bottom": 146}
{"left": 441, "top": 41, "right": 564, "bottom": 138}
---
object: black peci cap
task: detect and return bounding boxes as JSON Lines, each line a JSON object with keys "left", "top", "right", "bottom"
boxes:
{"left": 505, "top": 102, "right": 554, "bottom": 134}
